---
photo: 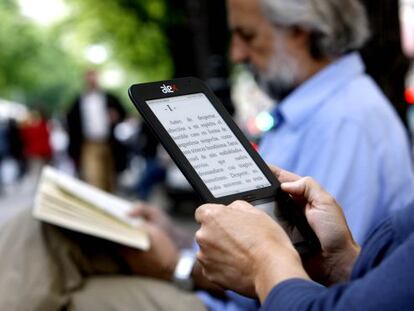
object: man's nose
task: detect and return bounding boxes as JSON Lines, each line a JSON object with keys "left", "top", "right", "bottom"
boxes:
{"left": 230, "top": 36, "right": 249, "bottom": 64}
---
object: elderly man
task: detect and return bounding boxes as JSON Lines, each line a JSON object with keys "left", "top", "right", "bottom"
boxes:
{"left": 236, "top": 0, "right": 414, "bottom": 242}
{"left": 1, "top": 0, "right": 414, "bottom": 310}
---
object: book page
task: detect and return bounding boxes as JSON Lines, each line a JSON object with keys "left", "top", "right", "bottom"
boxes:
{"left": 33, "top": 167, "right": 150, "bottom": 250}
{"left": 40, "top": 167, "right": 141, "bottom": 227}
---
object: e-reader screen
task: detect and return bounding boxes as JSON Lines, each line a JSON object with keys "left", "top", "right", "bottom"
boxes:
{"left": 146, "top": 93, "right": 271, "bottom": 198}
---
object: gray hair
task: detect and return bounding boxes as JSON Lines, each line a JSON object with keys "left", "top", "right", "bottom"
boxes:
{"left": 260, "top": 0, "right": 370, "bottom": 58}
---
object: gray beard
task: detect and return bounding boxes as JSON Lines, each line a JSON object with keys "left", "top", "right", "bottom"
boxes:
{"left": 247, "top": 37, "right": 300, "bottom": 101}
{"left": 246, "top": 63, "right": 295, "bottom": 102}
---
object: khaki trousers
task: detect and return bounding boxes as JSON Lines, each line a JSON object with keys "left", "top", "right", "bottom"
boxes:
{"left": 0, "top": 209, "right": 207, "bottom": 311}
{"left": 80, "top": 141, "right": 114, "bottom": 192}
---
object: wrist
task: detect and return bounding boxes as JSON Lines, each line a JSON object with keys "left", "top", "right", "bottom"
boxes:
{"left": 172, "top": 249, "right": 196, "bottom": 290}
{"left": 342, "top": 240, "right": 360, "bottom": 274}
{"left": 341, "top": 241, "right": 361, "bottom": 281}
{"left": 191, "top": 261, "right": 226, "bottom": 295}
{"left": 253, "top": 244, "right": 309, "bottom": 303}
{"left": 324, "top": 239, "right": 360, "bottom": 284}
{"left": 159, "top": 253, "right": 180, "bottom": 280}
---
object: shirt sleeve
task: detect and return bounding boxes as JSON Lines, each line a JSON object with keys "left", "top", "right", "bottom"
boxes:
{"left": 294, "top": 119, "right": 380, "bottom": 243}
{"left": 260, "top": 221, "right": 414, "bottom": 311}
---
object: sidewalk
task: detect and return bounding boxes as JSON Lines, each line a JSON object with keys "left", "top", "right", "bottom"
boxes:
{"left": 0, "top": 173, "right": 37, "bottom": 227}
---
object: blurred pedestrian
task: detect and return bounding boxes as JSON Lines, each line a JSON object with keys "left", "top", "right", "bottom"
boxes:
{"left": 66, "top": 69, "right": 126, "bottom": 192}
{"left": 20, "top": 110, "right": 52, "bottom": 180}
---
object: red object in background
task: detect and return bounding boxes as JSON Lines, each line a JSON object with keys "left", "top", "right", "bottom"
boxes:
{"left": 250, "top": 141, "right": 259, "bottom": 152}
{"left": 21, "top": 118, "right": 52, "bottom": 160}
{"left": 406, "top": 88, "right": 414, "bottom": 105}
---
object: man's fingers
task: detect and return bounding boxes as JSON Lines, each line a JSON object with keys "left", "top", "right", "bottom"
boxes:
{"left": 195, "top": 204, "right": 223, "bottom": 224}
{"left": 281, "top": 177, "right": 316, "bottom": 198}
{"left": 228, "top": 200, "right": 256, "bottom": 213}
{"left": 129, "top": 202, "right": 158, "bottom": 219}
{"left": 281, "top": 177, "right": 329, "bottom": 204}
{"left": 140, "top": 222, "right": 161, "bottom": 240}
{"left": 269, "top": 165, "right": 301, "bottom": 183}
{"left": 195, "top": 205, "right": 207, "bottom": 224}
{"left": 281, "top": 180, "right": 305, "bottom": 196}
{"left": 196, "top": 202, "right": 257, "bottom": 225}
{"left": 128, "top": 203, "right": 147, "bottom": 217}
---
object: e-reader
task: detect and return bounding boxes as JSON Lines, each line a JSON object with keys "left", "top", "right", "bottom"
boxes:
{"left": 128, "top": 77, "right": 320, "bottom": 253}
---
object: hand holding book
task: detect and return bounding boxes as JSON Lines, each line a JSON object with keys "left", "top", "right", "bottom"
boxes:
{"left": 33, "top": 166, "right": 150, "bottom": 250}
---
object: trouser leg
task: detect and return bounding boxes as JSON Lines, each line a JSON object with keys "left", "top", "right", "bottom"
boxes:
{"left": 0, "top": 208, "right": 129, "bottom": 311}
{"left": 69, "top": 276, "right": 207, "bottom": 311}
{"left": 0, "top": 208, "right": 69, "bottom": 311}
{"left": 80, "top": 142, "right": 114, "bottom": 192}
{"left": 0, "top": 209, "right": 207, "bottom": 311}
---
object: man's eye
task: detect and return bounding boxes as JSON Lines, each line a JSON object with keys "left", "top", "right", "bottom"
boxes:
{"left": 235, "top": 29, "right": 256, "bottom": 42}
{"left": 240, "top": 31, "right": 255, "bottom": 42}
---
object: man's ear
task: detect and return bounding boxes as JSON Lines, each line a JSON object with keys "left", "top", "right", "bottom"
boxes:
{"left": 287, "top": 26, "right": 319, "bottom": 60}
{"left": 289, "top": 27, "right": 311, "bottom": 48}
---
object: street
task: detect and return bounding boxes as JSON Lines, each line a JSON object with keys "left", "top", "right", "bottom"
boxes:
{"left": 0, "top": 171, "right": 37, "bottom": 227}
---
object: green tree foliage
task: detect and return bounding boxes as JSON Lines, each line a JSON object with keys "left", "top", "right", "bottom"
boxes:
{"left": 0, "top": 0, "right": 83, "bottom": 112}
{"left": 0, "top": 0, "right": 172, "bottom": 114}
{"left": 66, "top": 0, "right": 172, "bottom": 81}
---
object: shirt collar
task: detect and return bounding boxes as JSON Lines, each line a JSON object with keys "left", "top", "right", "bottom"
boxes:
{"left": 273, "top": 52, "right": 365, "bottom": 129}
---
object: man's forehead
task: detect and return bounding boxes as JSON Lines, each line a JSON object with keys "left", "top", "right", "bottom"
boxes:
{"left": 227, "top": 0, "right": 264, "bottom": 28}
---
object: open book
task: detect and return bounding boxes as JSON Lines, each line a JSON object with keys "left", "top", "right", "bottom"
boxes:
{"left": 33, "top": 166, "right": 150, "bottom": 250}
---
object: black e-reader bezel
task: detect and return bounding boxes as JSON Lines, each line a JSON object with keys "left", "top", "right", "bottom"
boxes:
{"left": 128, "top": 77, "right": 280, "bottom": 205}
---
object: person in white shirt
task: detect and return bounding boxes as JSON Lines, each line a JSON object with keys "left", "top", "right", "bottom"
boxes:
{"left": 67, "top": 70, "right": 126, "bottom": 191}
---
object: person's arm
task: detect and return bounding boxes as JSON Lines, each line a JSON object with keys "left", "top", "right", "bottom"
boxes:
{"left": 261, "top": 232, "right": 414, "bottom": 310}
{"left": 271, "top": 167, "right": 360, "bottom": 285}
{"left": 121, "top": 227, "right": 227, "bottom": 294}
{"left": 191, "top": 261, "right": 227, "bottom": 294}
{"left": 129, "top": 203, "right": 194, "bottom": 249}
{"left": 195, "top": 168, "right": 360, "bottom": 300}
{"left": 126, "top": 203, "right": 225, "bottom": 292}
{"left": 195, "top": 199, "right": 309, "bottom": 300}
{"left": 196, "top": 174, "right": 414, "bottom": 309}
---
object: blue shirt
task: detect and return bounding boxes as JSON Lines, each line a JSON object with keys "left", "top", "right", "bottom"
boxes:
{"left": 260, "top": 52, "right": 414, "bottom": 242}
{"left": 198, "top": 52, "right": 414, "bottom": 311}
{"left": 260, "top": 203, "right": 414, "bottom": 310}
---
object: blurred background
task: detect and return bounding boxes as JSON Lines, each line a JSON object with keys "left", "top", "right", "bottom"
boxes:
{"left": 0, "top": 0, "right": 413, "bottom": 226}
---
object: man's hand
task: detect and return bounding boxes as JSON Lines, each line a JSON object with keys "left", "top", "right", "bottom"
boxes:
{"left": 270, "top": 166, "right": 360, "bottom": 284}
{"left": 195, "top": 200, "right": 308, "bottom": 301}
{"left": 129, "top": 202, "right": 174, "bottom": 233}
{"left": 194, "top": 166, "right": 361, "bottom": 302}
{"left": 129, "top": 202, "right": 193, "bottom": 249}
{"left": 122, "top": 223, "right": 179, "bottom": 280}
{"left": 123, "top": 203, "right": 180, "bottom": 279}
